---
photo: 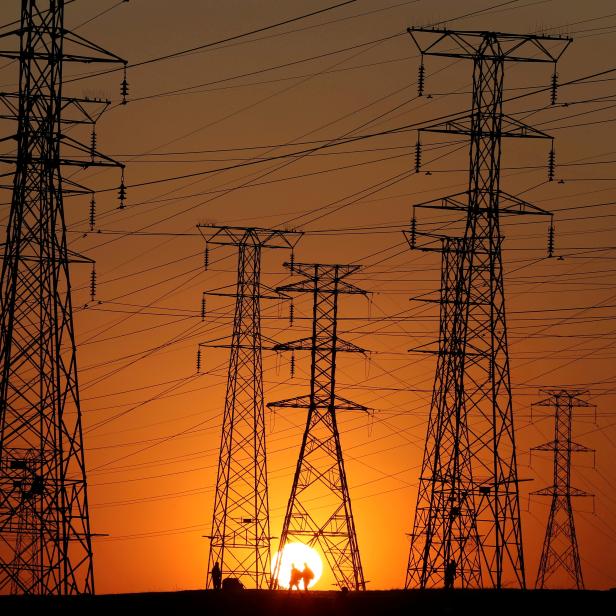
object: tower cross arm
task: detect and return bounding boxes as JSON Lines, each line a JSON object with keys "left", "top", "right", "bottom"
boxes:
{"left": 276, "top": 280, "right": 366, "bottom": 295}
{"left": 569, "top": 441, "right": 595, "bottom": 454}
{"left": 406, "top": 28, "right": 572, "bottom": 63}
{"left": 273, "top": 336, "right": 366, "bottom": 354}
{"left": 267, "top": 394, "right": 368, "bottom": 412}
{"left": 62, "top": 29, "right": 127, "bottom": 64}
{"left": 0, "top": 94, "right": 112, "bottom": 125}
{"left": 59, "top": 135, "right": 125, "bottom": 169}
{"left": 202, "top": 287, "right": 288, "bottom": 300}
{"left": 531, "top": 439, "right": 594, "bottom": 454}
{"left": 497, "top": 192, "right": 552, "bottom": 216}
{"left": 333, "top": 394, "right": 369, "bottom": 412}
{"left": 272, "top": 337, "right": 313, "bottom": 352}
{"left": 420, "top": 113, "right": 552, "bottom": 139}
{"left": 533, "top": 389, "right": 594, "bottom": 408}
{"left": 197, "top": 225, "right": 302, "bottom": 250}
{"left": 0, "top": 29, "right": 126, "bottom": 64}
{"left": 531, "top": 440, "right": 558, "bottom": 452}
{"left": 532, "top": 485, "right": 593, "bottom": 498}
{"left": 403, "top": 229, "right": 464, "bottom": 254}
{"left": 413, "top": 191, "right": 468, "bottom": 213}
{"left": 281, "top": 262, "right": 365, "bottom": 291}
{"left": 413, "top": 191, "right": 552, "bottom": 217}
{"left": 267, "top": 394, "right": 312, "bottom": 409}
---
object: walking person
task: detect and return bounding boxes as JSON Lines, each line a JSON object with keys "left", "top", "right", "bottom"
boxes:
{"left": 211, "top": 561, "right": 222, "bottom": 590}
{"left": 289, "top": 563, "right": 302, "bottom": 590}
{"left": 301, "top": 562, "right": 315, "bottom": 590}
{"left": 444, "top": 559, "right": 457, "bottom": 589}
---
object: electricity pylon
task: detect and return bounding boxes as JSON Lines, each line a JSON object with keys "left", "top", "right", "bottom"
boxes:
{"left": 404, "top": 29, "right": 572, "bottom": 589}
{"left": 198, "top": 226, "right": 301, "bottom": 589}
{"left": 7, "top": 449, "right": 39, "bottom": 595}
{"left": 0, "top": 0, "right": 126, "bottom": 595}
{"left": 404, "top": 230, "right": 483, "bottom": 588}
{"left": 269, "top": 263, "right": 367, "bottom": 591}
{"left": 531, "top": 389, "right": 594, "bottom": 590}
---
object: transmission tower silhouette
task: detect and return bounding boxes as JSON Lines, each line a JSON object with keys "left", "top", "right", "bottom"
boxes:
{"left": 404, "top": 230, "right": 483, "bottom": 589}
{"left": 198, "top": 226, "right": 301, "bottom": 589}
{"left": 0, "top": 0, "right": 126, "bottom": 595}
{"left": 531, "top": 389, "right": 594, "bottom": 590}
{"left": 268, "top": 262, "right": 367, "bottom": 591}
{"left": 404, "top": 29, "right": 572, "bottom": 589}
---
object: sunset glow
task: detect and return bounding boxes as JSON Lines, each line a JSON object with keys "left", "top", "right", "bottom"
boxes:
{"left": 272, "top": 543, "right": 323, "bottom": 590}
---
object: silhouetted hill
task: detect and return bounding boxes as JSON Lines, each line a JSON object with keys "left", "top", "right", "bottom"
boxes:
{"left": 1, "top": 588, "right": 614, "bottom": 615}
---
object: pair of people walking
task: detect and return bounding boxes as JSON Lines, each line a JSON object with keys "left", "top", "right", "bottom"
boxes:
{"left": 289, "top": 562, "right": 314, "bottom": 590}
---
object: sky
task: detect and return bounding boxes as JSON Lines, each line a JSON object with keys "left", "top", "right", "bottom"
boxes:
{"left": 1, "top": 0, "right": 616, "bottom": 594}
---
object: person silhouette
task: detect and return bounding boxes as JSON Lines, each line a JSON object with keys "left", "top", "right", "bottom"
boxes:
{"left": 301, "top": 562, "right": 315, "bottom": 590}
{"left": 211, "top": 561, "right": 222, "bottom": 590}
{"left": 444, "top": 559, "right": 457, "bottom": 589}
{"left": 289, "top": 563, "right": 302, "bottom": 590}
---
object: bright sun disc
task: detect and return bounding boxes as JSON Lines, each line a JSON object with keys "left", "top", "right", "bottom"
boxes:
{"left": 272, "top": 542, "right": 323, "bottom": 590}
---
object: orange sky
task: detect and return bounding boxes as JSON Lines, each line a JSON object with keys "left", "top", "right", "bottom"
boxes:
{"left": 1, "top": 0, "right": 616, "bottom": 594}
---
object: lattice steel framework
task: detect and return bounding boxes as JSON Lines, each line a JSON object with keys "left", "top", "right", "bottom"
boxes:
{"left": 532, "top": 389, "right": 593, "bottom": 590}
{"left": 0, "top": 0, "right": 125, "bottom": 595}
{"left": 198, "top": 226, "right": 301, "bottom": 589}
{"left": 404, "top": 29, "right": 571, "bottom": 589}
{"left": 404, "top": 231, "right": 483, "bottom": 589}
{"left": 269, "top": 263, "right": 367, "bottom": 591}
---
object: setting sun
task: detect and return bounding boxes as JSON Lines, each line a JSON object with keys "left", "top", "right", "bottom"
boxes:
{"left": 272, "top": 543, "right": 323, "bottom": 590}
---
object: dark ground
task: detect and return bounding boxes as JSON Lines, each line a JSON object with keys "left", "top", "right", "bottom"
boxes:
{"left": 0, "top": 588, "right": 614, "bottom": 615}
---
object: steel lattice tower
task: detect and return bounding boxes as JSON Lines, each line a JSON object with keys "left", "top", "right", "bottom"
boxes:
{"left": 198, "top": 226, "right": 301, "bottom": 589}
{"left": 531, "top": 389, "right": 594, "bottom": 590}
{"left": 404, "top": 29, "right": 571, "bottom": 589}
{"left": 7, "top": 449, "right": 39, "bottom": 595}
{"left": 269, "top": 263, "right": 367, "bottom": 591}
{"left": 0, "top": 0, "right": 125, "bottom": 595}
{"left": 404, "top": 231, "right": 483, "bottom": 588}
